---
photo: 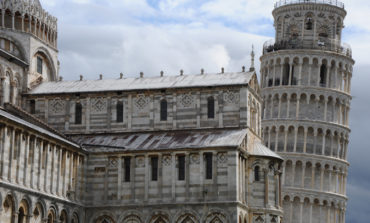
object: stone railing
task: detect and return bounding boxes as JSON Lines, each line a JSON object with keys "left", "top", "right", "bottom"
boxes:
{"left": 274, "top": 0, "right": 345, "bottom": 9}
{"left": 263, "top": 38, "right": 352, "bottom": 58}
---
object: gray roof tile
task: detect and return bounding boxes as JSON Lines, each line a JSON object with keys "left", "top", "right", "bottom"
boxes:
{"left": 30, "top": 72, "right": 253, "bottom": 95}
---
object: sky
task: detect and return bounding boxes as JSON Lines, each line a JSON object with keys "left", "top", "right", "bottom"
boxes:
{"left": 40, "top": 0, "right": 370, "bottom": 222}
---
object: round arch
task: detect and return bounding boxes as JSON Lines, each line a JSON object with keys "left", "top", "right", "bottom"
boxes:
{"left": 32, "top": 46, "right": 57, "bottom": 82}
{"left": 18, "top": 199, "right": 30, "bottom": 223}
{"left": 71, "top": 212, "right": 80, "bottom": 223}
{"left": 148, "top": 211, "right": 170, "bottom": 223}
{"left": 174, "top": 210, "right": 200, "bottom": 223}
{"left": 203, "top": 210, "right": 228, "bottom": 223}
{"left": 119, "top": 210, "right": 143, "bottom": 223}
{"left": 95, "top": 215, "right": 116, "bottom": 223}
{"left": 60, "top": 210, "right": 68, "bottom": 223}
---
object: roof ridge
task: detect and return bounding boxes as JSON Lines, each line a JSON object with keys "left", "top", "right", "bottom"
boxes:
{"left": 29, "top": 71, "right": 254, "bottom": 95}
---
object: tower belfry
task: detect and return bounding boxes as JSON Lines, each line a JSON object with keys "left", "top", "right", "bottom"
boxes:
{"left": 260, "top": 0, "right": 354, "bottom": 222}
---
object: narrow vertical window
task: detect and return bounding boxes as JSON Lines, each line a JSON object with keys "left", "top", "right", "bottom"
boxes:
{"left": 30, "top": 100, "right": 36, "bottom": 114}
{"left": 282, "top": 63, "right": 290, "bottom": 85}
{"left": 124, "top": 157, "right": 131, "bottom": 182}
{"left": 207, "top": 97, "right": 215, "bottom": 119}
{"left": 320, "top": 64, "right": 327, "bottom": 87}
{"left": 254, "top": 166, "right": 260, "bottom": 181}
{"left": 28, "top": 139, "right": 34, "bottom": 165}
{"left": 290, "top": 65, "right": 296, "bottom": 85}
{"left": 13, "top": 133, "right": 19, "bottom": 159}
{"left": 42, "top": 146, "right": 46, "bottom": 169}
{"left": 75, "top": 102, "right": 82, "bottom": 124}
{"left": 160, "top": 99, "right": 167, "bottom": 121}
{"left": 37, "top": 56, "right": 43, "bottom": 74}
{"left": 151, "top": 156, "right": 158, "bottom": 181}
{"left": 116, "top": 101, "right": 123, "bottom": 123}
{"left": 205, "top": 153, "right": 213, "bottom": 180}
{"left": 178, "top": 155, "right": 185, "bottom": 181}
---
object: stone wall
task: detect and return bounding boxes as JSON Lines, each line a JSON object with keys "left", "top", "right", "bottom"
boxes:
{"left": 27, "top": 86, "right": 260, "bottom": 136}
{"left": 0, "top": 120, "right": 85, "bottom": 223}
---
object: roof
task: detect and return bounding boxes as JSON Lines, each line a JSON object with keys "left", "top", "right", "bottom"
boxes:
{"left": 249, "top": 142, "right": 283, "bottom": 160}
{"left": 72, "top": 129, "right": 248, "bottom": 153}
{"left": 0, "top": 106, "right": 80, "bottom": 149}
{"left": 30, "top": 72, "right": 254, "bottom": 95}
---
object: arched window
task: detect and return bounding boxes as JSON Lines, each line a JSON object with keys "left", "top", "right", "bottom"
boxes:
{"left": 254, "top": 166, "right": 260, "bottom": 181}
{"left": 160, "top": 99, "right": 167, "bottom": 121}
{"left": 75, "top": 102, "right": 82, "bottom": 124}
{"left": 305, "top": 17, "right": 313, "bottom": 30}
{"left": 207, "top": 96, "right": 215, "bottom": 119}
{"left": 116, "top": 101, "right": 123, "bottom": 123}
{"left": 320, "top": 64, "right": 327, "bottom": 87}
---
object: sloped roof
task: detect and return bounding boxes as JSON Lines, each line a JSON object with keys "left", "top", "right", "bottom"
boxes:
{"left": 0, "top": 107, "right": 80, "bottom": 148}
{"left": 30, "top": 72, "right": 254, "bottom": 95}
{"left": 250, "top": 142, "right": 283, "bottom": 160}
{"left": 72, "top": 129, "right": 248, "bottom": 153}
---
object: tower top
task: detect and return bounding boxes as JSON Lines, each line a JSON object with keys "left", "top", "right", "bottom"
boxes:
{"left": 263, "top": 0, "right": 352, "bottom": 58}
{"left": 274, "top": 0, "right": 344, "bottom": 9}
{"left": 250, "top": 45, "right": 255, "bottom": 72}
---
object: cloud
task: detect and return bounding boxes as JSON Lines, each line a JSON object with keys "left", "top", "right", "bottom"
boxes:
{"left": 58, "top": 22, "right": 268, "bottom": 80}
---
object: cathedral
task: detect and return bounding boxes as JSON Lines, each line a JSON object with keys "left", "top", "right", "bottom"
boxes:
{"left": 0, "top": 0, "right": 353, "bottom": 223}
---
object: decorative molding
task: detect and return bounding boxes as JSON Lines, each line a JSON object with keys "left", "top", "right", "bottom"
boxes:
{"left": 134, "top": 94, "right": 149, "bottom": 111}
{"left": 91, "top": 98, "right": 107, "bottom": 113}
{"left": 179, "top": 93, "right": 194, "bottom": 108}
{"left": 223, "top": 91, "right": 239, "bottom": 104}
{"left": 50, "top": 99, "right": 65, "bottom": 115}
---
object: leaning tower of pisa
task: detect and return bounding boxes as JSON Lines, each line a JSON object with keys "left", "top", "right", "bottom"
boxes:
{"left": 260, "top": 0, "right": 354, "bottom": 222}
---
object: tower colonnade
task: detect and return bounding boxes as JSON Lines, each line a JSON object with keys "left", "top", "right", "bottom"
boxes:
{"left": 260, "top": 53, "right": 353, "bottom": 94}
{"left": 262, "top": 89, "right": 351, "bottom": 127}
{"left": 262, "top": 121, "right": 349, "bottom": 160}
{"left": 0, "top": 0, "right": 58, "bottom": 48}
{"left": 260, "top": 1, "right": 354, "bottom": 222}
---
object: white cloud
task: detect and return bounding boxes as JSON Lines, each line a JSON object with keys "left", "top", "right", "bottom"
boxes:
{"left": 58, "top": 23, "right": 268, "bottom": 80}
